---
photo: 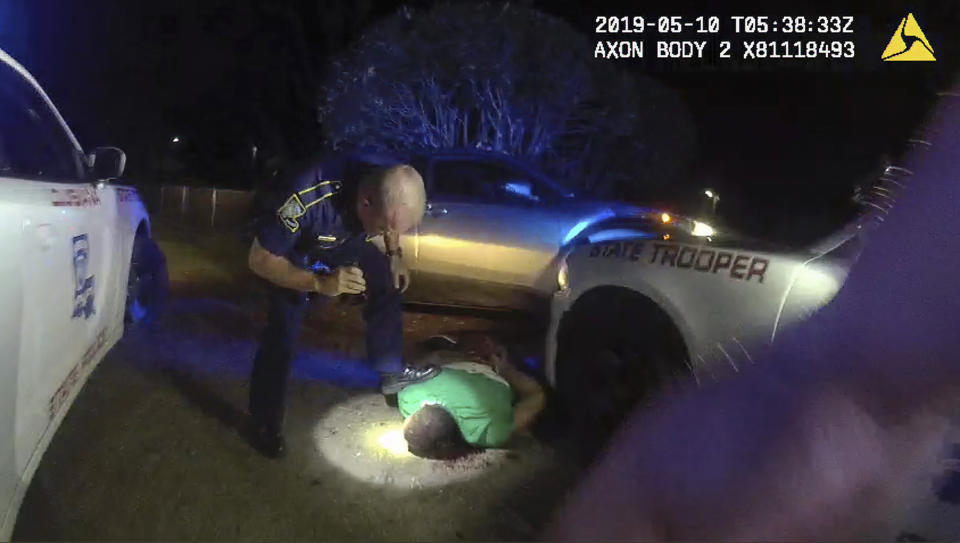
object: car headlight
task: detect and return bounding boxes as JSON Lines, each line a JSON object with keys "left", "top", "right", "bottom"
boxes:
{"left": 692, "top": 221, "right": 715, "bottom": 237}
{"left": 557, "top": 259, "right": 570, "bottom": 291}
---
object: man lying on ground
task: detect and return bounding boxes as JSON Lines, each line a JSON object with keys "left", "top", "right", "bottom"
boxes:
{"left": 397, "top": 334, "right": 546, "bottom": 458}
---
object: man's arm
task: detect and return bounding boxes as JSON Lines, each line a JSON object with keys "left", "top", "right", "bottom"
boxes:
{"left": 248, "top": 238, "right": 321, "bottom": 292}
{"left": 494, "top": 357, "right": 546, "bottom": 432}
{"left": 248, "top": 238, "right": 366, "bottom": 296}
{"left": 468, "top": 335, "right": 546, "bottom": 431}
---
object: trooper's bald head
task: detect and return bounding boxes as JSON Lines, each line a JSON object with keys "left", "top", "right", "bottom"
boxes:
{"left": 357, "top": 164, "right": 427, "bottom": 236}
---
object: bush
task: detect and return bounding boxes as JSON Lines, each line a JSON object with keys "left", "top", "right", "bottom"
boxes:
{"left": 318, "top": 2, "right": 696, "bottom": 199}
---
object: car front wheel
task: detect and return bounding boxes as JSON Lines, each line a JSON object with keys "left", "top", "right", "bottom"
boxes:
{"left": 125, "top": 235, "right": 168, "bottom": 330}
{"left": 554, "top": 290, "right": 690, "bottom": 460}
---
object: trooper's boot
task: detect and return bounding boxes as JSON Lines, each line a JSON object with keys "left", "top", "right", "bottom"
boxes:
{"left": 380, "top": 365, "right": 440, "bottom": 395}
{"left": 249, "top": 421, "right": 286, "bottom": 459}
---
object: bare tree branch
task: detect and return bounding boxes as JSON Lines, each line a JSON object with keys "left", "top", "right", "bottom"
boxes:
{"left": 316, "top": 2, "right": 696, "bottom": 198}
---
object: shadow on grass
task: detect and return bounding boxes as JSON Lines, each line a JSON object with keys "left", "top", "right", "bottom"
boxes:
{"left": 164, "top": 368, "right": 252, "bottom": 441}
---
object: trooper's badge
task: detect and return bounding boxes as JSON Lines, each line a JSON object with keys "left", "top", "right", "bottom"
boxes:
{"left": 278, "top": 194, "right": 307, "bottom": 233}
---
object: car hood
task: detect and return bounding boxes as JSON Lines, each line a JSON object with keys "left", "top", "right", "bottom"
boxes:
{"left": 550, "top": 200, "right": 650, "bottom": 218}
{"left": 560, "top": 203, "right": 802, "bottom": 255}
{"left": 545, "top": 200, "right": 650, "bottom": 244}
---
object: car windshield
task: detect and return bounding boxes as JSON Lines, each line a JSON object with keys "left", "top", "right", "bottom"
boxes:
{"left": 431, "top": 158, "right": 567, "bottom": 204}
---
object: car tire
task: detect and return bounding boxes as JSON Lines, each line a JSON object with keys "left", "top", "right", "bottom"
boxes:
{"left": 125, "top": 235, "right": 168, "bottom": 330}
{"left": 554, "top": 292, "right": 688, "bottom": 461}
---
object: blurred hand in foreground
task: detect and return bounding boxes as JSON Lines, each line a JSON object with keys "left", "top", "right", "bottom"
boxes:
{"left": 546, "top": 88, "right": 960, "bottom": 542}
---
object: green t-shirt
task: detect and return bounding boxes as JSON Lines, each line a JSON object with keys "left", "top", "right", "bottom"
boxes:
{"left": 398, "top": 362, "right": 515, "bottom": 448}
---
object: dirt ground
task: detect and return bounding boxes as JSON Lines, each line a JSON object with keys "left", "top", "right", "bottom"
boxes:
{"left": 12, "top": 223, "right": 582, "bottom": 541}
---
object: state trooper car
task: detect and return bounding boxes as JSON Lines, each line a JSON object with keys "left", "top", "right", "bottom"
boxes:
{"left": 0, "top": 49, "right": 165, "bottom": 539}
{"left": 398, "top": 150, "right": 649, "bottom": 310}
{"left": 545, "top": 164, "right": 908, "bottom": 438}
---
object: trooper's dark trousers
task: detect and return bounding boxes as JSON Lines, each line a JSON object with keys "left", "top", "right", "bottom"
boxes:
{"left": 248, "top": 236, "right": 403, "bottom": 432}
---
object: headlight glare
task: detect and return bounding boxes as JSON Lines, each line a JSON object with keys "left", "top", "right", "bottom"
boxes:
{"left": 557, "top": 260, "right": 569, "bottom": 291}
{"left": 692, "top": 221, "right": 716, "bottom": 237}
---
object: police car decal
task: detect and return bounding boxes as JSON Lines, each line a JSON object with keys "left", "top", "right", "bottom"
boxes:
{"left": 71, "top": 234, "right": 96, "bottom": 319}
{"left": 47, "top": 329, "right": 106, "bottom": 421}
{"left": 48, "top": 359, "right": 81, "bottom": 420}
{"left": 51, "top": 187, "right": 101, "bottom": 207}
{"left": 588, "top": 240, "right": 770, "bottom": 283}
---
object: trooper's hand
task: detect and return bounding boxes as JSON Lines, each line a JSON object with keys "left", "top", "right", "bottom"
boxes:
{"left": 390, "top": 253, "right": 411, "bottom": 293}
{"left": 314, "top": 266, "right": 366, "bottom": 296}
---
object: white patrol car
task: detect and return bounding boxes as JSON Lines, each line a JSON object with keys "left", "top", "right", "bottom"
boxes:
{"left": 0, "top": 49, "right": 165, "bottom": 539}
{"left": 545, "top": 166, "right": 908, "bottom": 442}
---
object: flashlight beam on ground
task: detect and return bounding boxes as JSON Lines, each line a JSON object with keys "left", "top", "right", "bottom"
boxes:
{"left": 375, "top": 427, "right": 410, "bottom": 457}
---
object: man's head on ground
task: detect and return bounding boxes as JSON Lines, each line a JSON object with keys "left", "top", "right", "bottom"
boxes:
{"left": 403, "top": 404, "right": 470, "bottom": 459}
{"left": 356, "top": 164, "right": 427, "bottom": 238}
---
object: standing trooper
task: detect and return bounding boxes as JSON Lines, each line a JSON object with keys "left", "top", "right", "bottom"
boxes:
{"left": 246, "top": 155, "right": 436, "bottom": 458}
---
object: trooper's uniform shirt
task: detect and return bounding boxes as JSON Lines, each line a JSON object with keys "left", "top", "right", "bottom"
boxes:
{"left": 256, "top": 159, "right": 365, "bottom": 272}
{"left": 249, "top": 157, "right": 404, "bottom": 432}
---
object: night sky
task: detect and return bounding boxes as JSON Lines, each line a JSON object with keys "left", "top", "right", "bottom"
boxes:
{"left": 2, "top": 0, "right": 958, "bottom": 243}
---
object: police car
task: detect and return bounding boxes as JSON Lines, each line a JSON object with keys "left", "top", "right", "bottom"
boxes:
{"left": 545, "top": 165, "right": 908, "bottom": 438}
{"left": 0, "top": 49, "right": 165, "bottom": 539}
{"left": 398, "top": 150, "right": 649, "bottom": 310}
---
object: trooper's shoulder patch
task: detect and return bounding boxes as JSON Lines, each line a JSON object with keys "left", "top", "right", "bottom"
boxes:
{"left": 277, "top": 179, "right": 343, "bottom": 234}
{"left": 278, "top": 193, "right": 307, "bottom": 233}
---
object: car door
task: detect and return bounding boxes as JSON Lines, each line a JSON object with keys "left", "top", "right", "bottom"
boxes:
{"left": 0, "top": 155, "right": 24, "bottom": 536}
{"left": 0, "top": 57, "right": 110, "bottom": 490}
{"left": 411, "top": 157, "right": 563, "bottom": 308}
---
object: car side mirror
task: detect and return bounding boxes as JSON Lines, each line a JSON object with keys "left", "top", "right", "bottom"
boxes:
{"left": 500, "top": 180, "right": 540, "bottom": 203}
{"left": 88, "top": 146, "right": 126, "bottom": 181}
